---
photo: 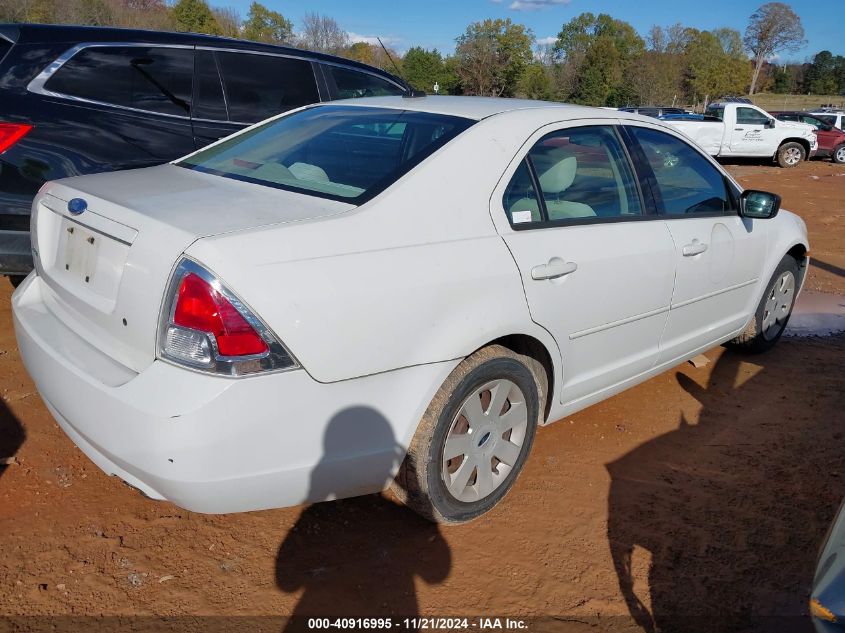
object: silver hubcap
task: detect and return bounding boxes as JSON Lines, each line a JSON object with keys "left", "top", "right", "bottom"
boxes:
{"left": 784, "top": 147, "right": 802, "bottom": 165}
{"left": 441, "top": 379, "right": 528, "bottom": 503}
{"left": 762, "top": 271, "right": 795, "bottom": 340}
{"left": 836, "top": 147, "right": 845, "bottom": 163}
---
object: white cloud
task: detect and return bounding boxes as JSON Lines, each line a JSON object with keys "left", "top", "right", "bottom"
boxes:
{"left": 347, "top": 32, "right": 402, "bottom": 47}
{"left": 537, "top": 36, "right": 557, "bottom": 46}
{"left": 506, "top": 0, "right": 571, "bottom": 10}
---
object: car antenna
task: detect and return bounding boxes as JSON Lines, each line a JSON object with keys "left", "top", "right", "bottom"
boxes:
{"left": 376, "top": 37, "right": 425, "bottom": 98}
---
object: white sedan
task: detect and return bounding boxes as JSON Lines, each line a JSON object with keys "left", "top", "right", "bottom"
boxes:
{"left": 12, "top": 96, "right": 809, "bottom": 523}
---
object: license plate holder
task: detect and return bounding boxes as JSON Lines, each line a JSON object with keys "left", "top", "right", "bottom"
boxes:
{"left": 60, "top": 221, "right": 99, "bottom": 285}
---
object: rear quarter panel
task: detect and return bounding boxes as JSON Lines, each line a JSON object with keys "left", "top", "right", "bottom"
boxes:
{"left": 187, "top": 114, "right": 564, "bottom": 383}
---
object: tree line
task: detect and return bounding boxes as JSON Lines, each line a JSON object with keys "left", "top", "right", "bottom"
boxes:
{"left": 2, "top": 0, "right": 842, "bottom": 107}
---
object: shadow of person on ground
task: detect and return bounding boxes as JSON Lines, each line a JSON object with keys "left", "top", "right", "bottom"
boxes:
{"left": 607, "top": 343, "right": 845, "bottom": 633}
{"left": 0, "top": 397, "right": 25, "bottom": 480}
{"left": 276, "top": 407, "right": 451, "bottom": 631}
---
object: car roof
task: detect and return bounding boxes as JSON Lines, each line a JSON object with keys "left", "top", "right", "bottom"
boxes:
{"left": 0, "top": 23, "right": 405, "bottom": 85}
{"left": 324, "top": 95, "right": 640, "bottom": 122}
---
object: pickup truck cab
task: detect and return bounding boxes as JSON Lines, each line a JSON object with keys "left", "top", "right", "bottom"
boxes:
{"left": 666, "top": 102, "right": 817, "bottom": 168}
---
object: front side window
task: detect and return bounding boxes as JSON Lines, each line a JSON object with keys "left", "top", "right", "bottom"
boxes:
{"left": 178, "top": 105, "right": 473, "bottom": 203}
{"left": 628, "top": 127, "right": 731, "bottom": 216}
{"left": 800, "top": 115, "right": 829, "bottom": 130}
{"left": 192, "top": 50, "right": 226, "bottom": 121}
{"left": 327, "top": 66, "right": 405, "bottom": 99}
{"left": 503, "top": 125, "right": 642, "bottom": 226}
{"left": 736, "top": 107, "right": 770, "bottom": 126}
{"left": 814, "top": 114, "right": 836, "bottom": 127}
{"left": 216, "top": 52, "right": 319, "bottom": 123}
{"left": 45, "top": 46, "right": 193, "bottom": 116}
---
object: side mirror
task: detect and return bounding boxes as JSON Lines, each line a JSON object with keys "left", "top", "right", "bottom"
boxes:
{"left": 766, "top": 118, "right": 776, "bottom": 128}
{"left": 740, "top": 189, "right": 781, "bottom": 219}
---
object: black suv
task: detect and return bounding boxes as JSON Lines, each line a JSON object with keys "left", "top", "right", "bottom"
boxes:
{"left": 0, "top": 24, "right": 406, "bottom": 279}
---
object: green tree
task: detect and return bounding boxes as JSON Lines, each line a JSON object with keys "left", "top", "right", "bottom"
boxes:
{"left": 171, "top": 0, "right": 221, "bottom": 35}
{"left": 403, "top": 47, "right": 446, "bottom": 93}
{"left": 454, "top": 18, "right": 534, "bottom": 97}
{"left": 685, "top": 29, "right": 748, "bottom": 102}
{"left": 804, "top": 50, "right": 838, "bottom": 94}
{"left": 242, "top": 2, "right": 292, "bottom": 44}
{"left": 517, "top": 61, "right": 552, "bottom": 100}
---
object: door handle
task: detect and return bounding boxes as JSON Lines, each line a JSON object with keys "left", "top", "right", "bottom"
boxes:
{"left": 531, "top": 259, "right": 578, "bottom": 280}
{"left": 682, "top": 240, "right": 708, "bottom": 256}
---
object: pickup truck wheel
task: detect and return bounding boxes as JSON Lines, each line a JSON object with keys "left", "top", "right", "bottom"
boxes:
{"left": 833, "top": 144, "right": 845, "bottom": 165}
{"left": 727, "top": 255, "right": 799, "bottom": 354}
{"left": 393, "top": 345, "right": 540, "bottom": 524}
{"left": 776, "top": 142, "right": 805, "bottom": 168}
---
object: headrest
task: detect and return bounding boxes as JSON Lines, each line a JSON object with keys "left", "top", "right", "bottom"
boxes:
{"left": 538, "top": 156, "right": 577, "bottom": 194}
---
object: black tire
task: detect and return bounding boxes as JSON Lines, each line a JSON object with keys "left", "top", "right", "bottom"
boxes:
{"left": 832, "top": 144, "right": 845, "bottom": 165}
{"left": 776, "top": 141, "right": 806, "bottom": 168}
{"left": 727, "top": 255, "right": 800, "bottom": 354}
{"left": 8, "top": 275, "right": 25, "bottom": 289}
{"left": 392, "top": 345, "right": 543, "bottom": 524}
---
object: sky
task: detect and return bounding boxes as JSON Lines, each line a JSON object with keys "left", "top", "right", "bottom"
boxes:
{"left": 219, "top": 0, "right": 839, "bottom": 60}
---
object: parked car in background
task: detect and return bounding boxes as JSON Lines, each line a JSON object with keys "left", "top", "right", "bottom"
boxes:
{"left": 808, "top": 109, "right": 845, "bottom": 134}
{"left": 619, "top": 106, "right": 687, "bottom": 118}
{"left": 665, "top": 102, "right": 818, "bottom": 167}
{"left": 0, "top": 24, "right": 406, "bottom": 282}
{"left": 771, "top": 111, "right": 845, "bottom": 164}
{"left": 13, "top": 96, "right": 808, "bottom": 524}
{"left": 658, "top": 113, "right": 706, "bottom": 122}
{"left": 812, "top": 498, "right": 845, "bottom": 632}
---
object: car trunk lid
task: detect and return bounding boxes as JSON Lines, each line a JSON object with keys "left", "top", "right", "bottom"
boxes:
{"left": 32, "top": 164, "right": 352, "bottom": 374}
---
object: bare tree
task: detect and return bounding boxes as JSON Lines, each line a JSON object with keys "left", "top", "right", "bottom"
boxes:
{"left": 297, "top": 12, "right": 349, "bottom": 55}
{"left": 744, "top": 2, "right": 805, "bottom": 95}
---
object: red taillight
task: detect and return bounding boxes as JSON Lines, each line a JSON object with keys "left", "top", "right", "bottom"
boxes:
{"left": 0, "top": 123, "right": 33, "bottom": 154}
{"left": 173, "top": 273, "right": 269, "bottom": 356}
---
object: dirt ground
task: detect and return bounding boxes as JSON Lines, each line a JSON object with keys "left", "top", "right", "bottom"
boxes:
{"left": 0, "top": 160, "right": 843, "bottom": 632}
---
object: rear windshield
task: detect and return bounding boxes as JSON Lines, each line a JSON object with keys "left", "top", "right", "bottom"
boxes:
{"left": 705, "top": 106, "right": 725, "bottom": 121}
{"left": 178, "top": 105, "right": 474, "bottom": 204}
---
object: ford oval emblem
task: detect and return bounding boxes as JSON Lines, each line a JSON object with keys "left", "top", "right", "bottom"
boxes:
{"left": 67, "top": 198, "right": 87, "bottom": 215}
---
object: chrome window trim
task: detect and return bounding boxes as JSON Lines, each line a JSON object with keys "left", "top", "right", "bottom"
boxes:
{"left": 27, "top": 41, "right": 403, "bottom": 124}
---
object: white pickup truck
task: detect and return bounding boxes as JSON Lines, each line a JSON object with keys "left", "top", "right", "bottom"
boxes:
{"left": 665, "top": 102, "right": 817, "bottom": 167}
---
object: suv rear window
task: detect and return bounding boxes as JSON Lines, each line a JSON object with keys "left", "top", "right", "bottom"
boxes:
{"left": 178, "top": 105, "right": 474, "bottom": 203}
{"left": 44, "top": 46, "right": 193, "bottom": 116}
{"left": 216, "top": 51, "right": 319, "bottom": 123}
{"left": 327, "top": 66, "right": 404, "bottom": 99}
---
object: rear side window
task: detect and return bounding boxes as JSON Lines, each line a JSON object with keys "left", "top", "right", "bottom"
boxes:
{"left": 216, "top": 52, "right": 318, "bottom": 123}
{"left": 44, "top": 46, "right": 193, "bottom": 116}
{"left": 628, "top": 127, "right": 731, "bottom": 215}
{"left": 327, "top": 66, "right": 404, "bottom": 99}
{"left": 178, "top": 105, "right": 473, "bottom": 204}
{"left": 192, "top": 50, "right": 226, "bottom": 121}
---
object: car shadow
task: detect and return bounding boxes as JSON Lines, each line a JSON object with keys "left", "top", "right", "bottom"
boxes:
{"left": 606, "top": 344, "right": 845, "bottom": 633}
{"left": 810, "top": 258, "right": 845, "bottom": 280}
{"left": 0, "top": 397, "right": 25, "bottom": 480}
{"left": 275, "top": 407, "right": 451, "bottom": 631}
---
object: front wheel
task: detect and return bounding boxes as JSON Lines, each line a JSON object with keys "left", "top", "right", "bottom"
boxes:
{"left": 833, "top": 144, "right": 845, "bottom": 165}
{"left": 776, "top": 142, "right": 806, "bottom": 168}
{"left": 728, "top": 255, "right": 799, "bottom": 353}
{"left": 393, "top": 345, "right": 541, "bottom": 524}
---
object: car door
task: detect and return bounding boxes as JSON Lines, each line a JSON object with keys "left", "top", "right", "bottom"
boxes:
{"left": 493, "top": 122, "right": 676, "bottom": 405}
{"left": 624, "top": 124, "right": 767, "bottom": 363}
{"left": 728, "top": 106, "right": 774, "bottom": 155}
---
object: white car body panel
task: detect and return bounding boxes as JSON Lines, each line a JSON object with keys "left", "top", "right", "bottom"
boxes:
{"left": 13, "top": 96, "right": 810, "bottom": 513}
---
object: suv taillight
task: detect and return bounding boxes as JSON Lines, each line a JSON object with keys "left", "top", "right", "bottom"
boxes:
{"left": 158, "top": 258, "right": 298, "bottom": 376}
{"left": 0, "top": 123, "right": 32, "bottom": 154}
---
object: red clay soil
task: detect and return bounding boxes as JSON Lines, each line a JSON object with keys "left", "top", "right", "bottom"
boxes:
{"left": 0, "top": 161, "right": 843, "bottom": 632}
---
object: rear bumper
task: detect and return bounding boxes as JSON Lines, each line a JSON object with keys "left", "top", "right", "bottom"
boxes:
{"left": 13, "top": 273, "right": 455, "bottom": 513}
{"left": 0, "top": 229, "right": 33, "bottom": 275}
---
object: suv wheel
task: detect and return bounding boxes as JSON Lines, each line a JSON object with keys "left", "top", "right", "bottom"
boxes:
{"left": 833, "top": 144, "right": 845, "bottom": 165}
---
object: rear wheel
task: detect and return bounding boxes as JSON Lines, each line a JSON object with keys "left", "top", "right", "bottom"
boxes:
{"left": 776, "top": 142, "right": 805, "bottom": 168}
{"left": 393, "top": 345, "right": 541, "bottom": 524}
{"left": 728, "top": 255, "right": 799, "bottom": 353}
{"left": 833, "top": 144, "right": 845, "bottom": 165}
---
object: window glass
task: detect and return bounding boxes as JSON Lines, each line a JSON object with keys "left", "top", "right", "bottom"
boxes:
{"left": 503, "top": 160, "right": 542, "bottom": 224}
{"left": 629, "top": 127, "right": 730, "bottom": 215}
{"left": 328, "top": 66, "right": 404, "bottom": 99}
{"left": 192, "top": 50, "right": 226, "bottom": 121}
{"left": 178, "top": 105, "right": 473, "bottom": 203}
{"left": 800, "top": 115, "right": 828, "bottom": 130}
{"left": 45, "top": 46, "right": 192, "bottom": 116}
{"left": 814, "top": 114, "right": 836, "bottom": 127}
{"left": 0, "top": 39, "right": 11, "bottom": 63}
{"left": 705, "top": 106, "right": 725, "bottom": 121}
{"left": 518, "top": 126, "right": 642, "bottom": 222}
{"left": 736, "top": 107, "right": 770, "bottom": 125}
{"left": 780, "top": 114, "right": 799, "bottom": 122}
{"left": 217, "top": 52, "right": 318, "bottom": 123}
